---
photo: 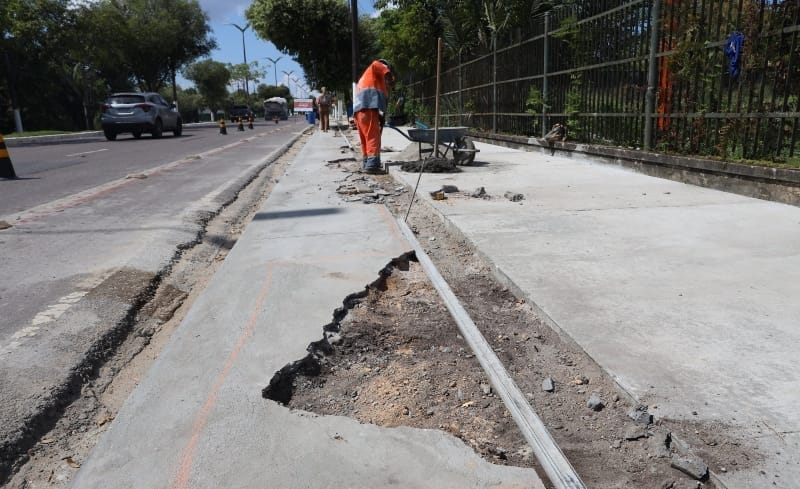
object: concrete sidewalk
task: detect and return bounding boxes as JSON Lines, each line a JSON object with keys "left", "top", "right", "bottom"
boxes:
{"left": 382, "top": 129, "right": 800, "bottom": 488}
{"left": 69, "top": 129, "right": 545, "bottom": 488}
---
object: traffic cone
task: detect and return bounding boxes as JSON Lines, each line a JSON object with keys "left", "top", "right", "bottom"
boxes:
{"left": 237, "top": 117, "right": 245, "bottom": 131}
{"left": 219, "top": 117, "right": 227, "bottom": 135}
{"left": 248, "top": 115, "right": 254, "bottom": 130}
{"left": 0, "top": 134, "right": 18, "bottom": 179}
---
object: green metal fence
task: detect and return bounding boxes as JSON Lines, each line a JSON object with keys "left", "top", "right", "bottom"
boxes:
{"left": 406, "top": 0, "right": 800, "bottom": 163}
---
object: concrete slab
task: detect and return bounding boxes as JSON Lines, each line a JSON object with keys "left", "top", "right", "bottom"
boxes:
{"left": 69, "top": 130, "right": 545, "bottom": 489}
{"left": 383, "top": 129, "right": 800, "bottom": 488}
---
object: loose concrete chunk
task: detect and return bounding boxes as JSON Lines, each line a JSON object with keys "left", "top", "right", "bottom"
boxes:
{"left": 670, "top": 454, "right": 709, "bottom": 480}
{"left": 471, "top": 187, "right": 487, "bottom": 198}
{"left": 587, "top": 392, "right": 604, "bottom": 411}
{"left": 542, "top": 377, "right": 555, "bottom": 392}
{"left": 628, "top": 404, "right": 653, "bottom": 425}
{"left": 504, "top": 191, "right": 524, "bottom": 202}
{"left": 648, "top": 431, "right": 672, "bottom": 458}
{"left": 479, "top": 382, "right": 492, "bottom": 395}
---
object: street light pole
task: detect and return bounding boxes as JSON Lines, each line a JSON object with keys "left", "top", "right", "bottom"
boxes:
{"left": 227, "top": 23, "right": 250, "bottom": 97}
{"left": 282, "top": 70, "right": 294, "bottom": 96}
{"left": 265, "top": 56, "right": 282, "bottom": 86}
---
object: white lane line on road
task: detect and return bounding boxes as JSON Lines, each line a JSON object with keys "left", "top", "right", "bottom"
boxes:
{"left": 1, "top": 290, "right": 89, "bottom": 355}
{"left": 31, "top": 291, "right": 88, "bottom": 325}
{"left": 66, "top": 148, "right": 109, "bottom": 157}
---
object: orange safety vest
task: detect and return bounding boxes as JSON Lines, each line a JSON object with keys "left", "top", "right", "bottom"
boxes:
{"left": 354, "top": 60, "right": 391, "bottom": 114}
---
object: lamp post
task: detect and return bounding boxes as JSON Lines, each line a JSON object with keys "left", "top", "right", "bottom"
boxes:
{"left": 227, "top": 23, "right": 250, "bottom": 97}
{"left": 265, "top": 56, "right": 282, "bottom": 86}
{"left": 291, "top": 77, "right": 301, "bottom": 97}
{"left": 282, "top": 70, "right": 294, "bottom": 96}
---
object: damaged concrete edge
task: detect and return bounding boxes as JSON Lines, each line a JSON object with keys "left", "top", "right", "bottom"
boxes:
{"left": 262, "top": 251, "right": 417, "bottom": 405}
{"left": 0, "top": 131, "right": 309, "bottom": 484}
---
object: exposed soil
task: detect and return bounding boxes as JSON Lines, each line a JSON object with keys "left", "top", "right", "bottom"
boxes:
{"left": 267, "top": 135, "right": 761, "bottom": 489}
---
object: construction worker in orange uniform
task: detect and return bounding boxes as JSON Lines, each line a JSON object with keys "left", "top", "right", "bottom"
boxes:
{"left": 353, "top": 59, "right": 396, "bottom": 174}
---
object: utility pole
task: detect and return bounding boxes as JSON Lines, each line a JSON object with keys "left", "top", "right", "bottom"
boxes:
{"left": 350, "top": 0, "right": 359, "bottom": 102}
{"left": 265, "top": 56, "right": 282, "bottom": 86}
{"left": 282, "top": 70, "right": 294, "bottom": 95}
{"left": 227, "top": 23, "right": 251, "bottom": 98}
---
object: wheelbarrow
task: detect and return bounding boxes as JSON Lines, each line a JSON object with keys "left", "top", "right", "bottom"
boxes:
{"left": 385, "top": 121, "right": 478, "bottom": 165}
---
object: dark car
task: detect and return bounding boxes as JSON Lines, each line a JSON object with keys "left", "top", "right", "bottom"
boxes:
{"left": 100, "top": 92, "right": 182, "bottom": 141}
{"left": 229, "top": 105, "right": 254, "bottom": 122}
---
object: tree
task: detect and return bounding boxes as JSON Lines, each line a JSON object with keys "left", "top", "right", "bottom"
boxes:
{"left": 183, "top": 59, "right": 231, "bottom": 116}
{"left": 80, "top": 0, "right": 216, "bottom": 94}
{"left": 228, "top": 62, "right": 267, "bottom": 100}
{"left": 1, "top": 0, "right": 77, "bottom": 132}
{"left": 162, "top": 86, "right": 203, "bottom": 123}
{"left": 372, "top": 2, "right": 441, "bottom": 80}
{"left": 246, "top": 0, "right": 378, "bottom": 94}
{"left": 256, "top": 84, "right": 291, "bottom": 102}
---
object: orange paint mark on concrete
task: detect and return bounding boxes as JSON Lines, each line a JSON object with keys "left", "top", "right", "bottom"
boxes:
{"left": 171, "top": 264, "right": 275, "bottom": 489}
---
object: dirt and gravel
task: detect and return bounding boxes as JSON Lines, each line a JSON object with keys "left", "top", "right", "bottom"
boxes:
{"left": 5, "top": 128, "right": 761, "bottom": 489}
{"left": 264, "top": 136, "right": 761, "bottom": 489}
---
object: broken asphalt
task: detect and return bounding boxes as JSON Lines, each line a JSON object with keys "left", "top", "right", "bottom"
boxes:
{"left": 69, "top": 121, "right": 799, "bottom": 489}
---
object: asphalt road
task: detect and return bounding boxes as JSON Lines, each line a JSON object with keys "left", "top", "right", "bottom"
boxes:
{"left": 1, "top": 121, "right": 292, "bottom": 214}
{"left": 0, "top": 116, "right": 309, "bottom": 480}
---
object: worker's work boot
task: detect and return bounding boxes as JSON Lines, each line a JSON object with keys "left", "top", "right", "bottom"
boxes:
{"left": 363, "top": 155, "right": 383, "bottom": 174}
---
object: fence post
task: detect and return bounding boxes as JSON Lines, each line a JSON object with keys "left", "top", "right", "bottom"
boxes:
{"left": 492, "top": 37, "right": 497, "bottom": 133}
{"left": 458, "top": 53, "right": 463, "bottom": 126}
{"left": 542, "top": 11, "right": 550, "bottom": 137}
{"left": 644, "top": 0, "right": 661, "bottom": 150}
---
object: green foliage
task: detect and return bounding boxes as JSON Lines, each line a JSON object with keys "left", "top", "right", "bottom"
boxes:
{"left": 79, "top": 0, "right": 215, "bottom": 93}
{"left": 183, "top": 59, "right": 231, "bottom": 114}
{"left": 256, "top": 84, "right": 291, "bottom": 101}
{"left": 525, "top": 86, "right": 543, "bottom": 114}
{"left": 175, "top": 89, "right": 204, "bottom": 123}
{"left": 565, "top": 72, "right": 582, "bottom": 133}
{"left": 551, "top": 15, "right": 579, "bottom": 47}
{"left": 0, "top": 0, "right": 79, "bottom": 131}
{"left": 373, "top": 3, "right": 440, "bottom": 81}
{"left": 246, "top": 0, "right": 376, "bottom": 93}
{"left": 1, "top": 0, "right": 216, "bottom": 131}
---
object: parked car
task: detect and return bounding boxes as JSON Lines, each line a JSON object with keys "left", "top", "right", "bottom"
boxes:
{"left": 100, "top": 92, "right": 182, "bottom": 141}
{"left": 229, "top": 105, "right": 254, "bottom": 122}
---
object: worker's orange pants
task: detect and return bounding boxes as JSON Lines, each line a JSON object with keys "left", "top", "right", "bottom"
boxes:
{"left": 355, "top": 109, "right": 381, "bottom": 158}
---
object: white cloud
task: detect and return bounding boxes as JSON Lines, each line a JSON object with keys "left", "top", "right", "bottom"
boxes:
{"left": 198, "top": 0, "right": 251, "bottom": 23}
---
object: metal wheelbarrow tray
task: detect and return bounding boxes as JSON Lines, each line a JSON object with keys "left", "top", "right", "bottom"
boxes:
{"left": 387, "top": 124, "right": 478, "bottom": 165}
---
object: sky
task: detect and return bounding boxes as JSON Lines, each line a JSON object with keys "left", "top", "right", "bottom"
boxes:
{"left": 190, "top": 0, "right": 377, "bottom": 98}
